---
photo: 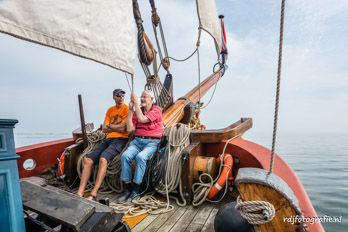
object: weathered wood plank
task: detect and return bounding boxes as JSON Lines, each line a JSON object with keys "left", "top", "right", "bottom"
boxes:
{"left": 184, "top": 205, "right": 213, "bottom": 232}
{"left": 184, "top": 223, "right": 205, "bottom": 232}
{"left": 201, "top": 208, "right": 218, "bottom": 232}
{"left": 190, "top": 118, "right": 252, "bottom": 143}
{"left": 169, "top": 206, "right": 199, "bottom": 232}
{"left": 21, "top": 181, "right": 95, "bottom": 230}
{"left": 141, "top": 206, "right": 179, "bottom": 232}
{"left": 132, "top": 215, "right": 158, "bottom": 232}
{"left": 181, "top": 142, "right": 203, "bottom": 205}
{"left": 158, "top": 206, "right": 188, "bottom": 232}
{"left": 45, "top": 185, "right": 114, "bottom": 213}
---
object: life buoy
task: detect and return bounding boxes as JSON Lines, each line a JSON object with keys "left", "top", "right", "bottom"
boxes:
{"left": 216, "top": 154, "right": 233, "bottom": 182}
{"left": 57, "top": 151, "right": 65, "bottom": 178}
{"left": 207, "top": 153, "right": 233, "bottom": 199}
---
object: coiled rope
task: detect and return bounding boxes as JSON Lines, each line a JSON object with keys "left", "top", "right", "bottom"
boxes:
{"left": 234, "top": 0, "right": 286, "bottom": 224}
{"left": 235, "top": 196, "right": 276, "bottom": 224}
{"left": 76, "top": 129, "right": 124, "bottom": 194}
{"left": 110, "top": 194, "right": 174, "bottom": 218}
{"left": 156, "top": 124, "right": 191, "bottom": 207}
{"left": 191, "top": 135, "right": 239, "bottom": 206}
{"left": 109, "top": 124, "right": 190, "bottom": 217}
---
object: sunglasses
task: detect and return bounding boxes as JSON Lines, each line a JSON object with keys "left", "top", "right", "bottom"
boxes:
{"left": 115, "top": 94, "right": 125, "bottom": 98}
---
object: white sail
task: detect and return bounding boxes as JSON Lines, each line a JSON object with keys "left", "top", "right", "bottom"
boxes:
{"left": 0, "top": 0, "right": 135, "bottom": 75}
{"left": 196, "top": 0, "right": 222, "bottom": 55}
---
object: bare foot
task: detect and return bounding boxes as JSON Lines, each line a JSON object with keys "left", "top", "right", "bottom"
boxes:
{"left": 77, "top": 191, "right": 84, "bottom": 197}
{"left": 87, "top": 195, "right": 97, "bottom": 201}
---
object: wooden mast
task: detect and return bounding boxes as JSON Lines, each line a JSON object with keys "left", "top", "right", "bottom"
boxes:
{"left": 163, "top": 70, "right": 222, "bottom": 127}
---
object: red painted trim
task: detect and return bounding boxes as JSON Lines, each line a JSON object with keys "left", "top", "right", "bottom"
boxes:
{"left": 14, "top": 137, "right": 324, "bottom": 231}
{"left": 209, "top": 138, "right": 324, "bottom": 232}
{"left": 16, "top": 138, "right": 74, "bottom": 178}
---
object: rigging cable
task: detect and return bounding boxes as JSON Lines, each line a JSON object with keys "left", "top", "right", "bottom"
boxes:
{"left": 166, "top": 28, "right": 201, "bottom": 63}
{"left": 235, "top": 0, "right": 288, "bottom": 227}
{"left": 269, "top": 0, "right": 285, "bottom": 174}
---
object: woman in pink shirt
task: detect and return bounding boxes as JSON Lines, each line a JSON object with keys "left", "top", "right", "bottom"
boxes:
{"left": 119, "top": 90, "right": 163, "bottom": 202}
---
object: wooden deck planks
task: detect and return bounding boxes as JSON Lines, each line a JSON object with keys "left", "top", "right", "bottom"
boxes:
{"left": 168, "top": 206, "right": 199, "bottom": 232}
{"left": 184, "top": 205, "right": 214, "bottom": 232}
{"left": 157, "top": 206, "right": 188, "bottom": 232}
{"left": 201, "top": 208, "right": 219, "bottom": 232}
{"left": 100, "top": 192, "right": 223, "bottom": 232}
{"left": 132, "top": 215, "right": 158, "bottom": 232}
{"left": 137, "top": 205, "right": 179, "bottom": 232}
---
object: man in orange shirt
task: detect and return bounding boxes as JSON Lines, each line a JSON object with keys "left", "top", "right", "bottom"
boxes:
{"left": 77, "top": 89, "right": 129, "bottom": 200}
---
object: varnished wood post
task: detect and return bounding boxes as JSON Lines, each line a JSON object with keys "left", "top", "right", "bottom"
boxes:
{"left": 78, "top": 95, "right": 88, "bottom": 148}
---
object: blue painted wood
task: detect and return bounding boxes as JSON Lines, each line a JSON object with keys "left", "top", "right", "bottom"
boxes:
{"left": 0, "top": 119, "right": 26, "bottom": 232}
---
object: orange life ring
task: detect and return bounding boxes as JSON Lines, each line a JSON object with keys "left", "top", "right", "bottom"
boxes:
{"left": 57, "top": 151, "right": 65, "bottom": 178}
{"left": 207, "top": 153, "right": 233, "bottom": 199}
{"left": 216, "top": 154, "right": 233, "bottom": 182}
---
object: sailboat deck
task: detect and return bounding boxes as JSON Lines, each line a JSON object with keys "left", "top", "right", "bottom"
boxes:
{"left": 99, "top": 192, "right": 234, "bottom": 232}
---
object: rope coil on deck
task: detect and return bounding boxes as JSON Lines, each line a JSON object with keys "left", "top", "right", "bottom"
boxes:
{"left": 110, "top": 194, "right": 174, "bottom": 218}
{"left": 108, "top": 124, "right": 190, "bottom": 217}
{"left": 156, "top": 124, "right": 191, "bottom": 207}
{"left": 76, "top": 129, "right": 124, "bottom": 193}
{"left": 235, "top": 196, "right": 276, "bottom": 225}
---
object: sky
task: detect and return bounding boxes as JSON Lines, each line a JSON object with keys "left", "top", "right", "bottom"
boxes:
{"left": 1, "top": 0, "right": 347, "bottom": 147}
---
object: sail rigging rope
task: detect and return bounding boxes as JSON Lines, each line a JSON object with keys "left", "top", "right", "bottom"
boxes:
{"left": 197, "top": 47, "right": 201, "bottom": 106}
{"left": 166, "top": 47, "right": 198, "bottom": 62}
{"left": 269, "top": 0, "right": 286, "bottom": 174}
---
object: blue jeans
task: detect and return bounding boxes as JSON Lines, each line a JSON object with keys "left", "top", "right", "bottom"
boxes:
{"left": 121, "top": 137, "right": 160, "bottom": 184}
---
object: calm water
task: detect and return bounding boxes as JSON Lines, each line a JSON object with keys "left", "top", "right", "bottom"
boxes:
{"left": 246, "top": 133, "right": 348, "bottom": 232}
{"left": 14, "top": 132, "right": 347, "bottom": 231}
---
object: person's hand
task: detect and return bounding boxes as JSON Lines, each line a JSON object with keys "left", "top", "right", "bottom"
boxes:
{"left": 102, "top": 124, "right": 111, "bottom": 133}
{"left": 129, "top": 101, "right": 135, "bottom": 112}
{"left": 131, "top": 93, "right": 138, "bottom": 105}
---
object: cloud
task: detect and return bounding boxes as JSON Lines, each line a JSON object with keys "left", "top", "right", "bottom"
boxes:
{"left": 1, "top": 0, "right": 347, "bottom": 147}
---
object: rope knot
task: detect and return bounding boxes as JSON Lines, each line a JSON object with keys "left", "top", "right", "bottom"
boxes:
{"left": 151, "top": 9, "right": 160, "bottom": 26}
{"left": 235, "top": 196, "right": 276, "bottom": 225}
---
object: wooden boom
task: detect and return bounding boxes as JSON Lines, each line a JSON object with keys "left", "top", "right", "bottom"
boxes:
{"left": 163, "top": 70, "right": 222, "bottom": 127}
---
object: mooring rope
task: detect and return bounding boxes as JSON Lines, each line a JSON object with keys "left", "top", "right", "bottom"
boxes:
{"left": 234, "top": 1, "right": 286, "bottom": 226}
{"left": 235, "top": 196, "right": 276, "bottom": 225}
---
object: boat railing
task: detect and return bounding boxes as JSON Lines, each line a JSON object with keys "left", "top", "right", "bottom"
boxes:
{"left": 190, "top": 117, "right": 252, "bottom": 143}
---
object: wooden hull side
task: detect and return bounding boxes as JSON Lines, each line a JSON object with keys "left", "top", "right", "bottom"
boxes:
{"left": 14, "top": 137, "right": 324, "bottom": 231}
{"left": 16, "top": 138, "right": 74, "bottom": 178}
{"left": 205, "top": 138, "right": 324, "bottom": 232}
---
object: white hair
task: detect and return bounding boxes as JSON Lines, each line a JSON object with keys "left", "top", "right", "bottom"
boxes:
{"left": 142, "top": 90, "right": 155, "bottom": 99}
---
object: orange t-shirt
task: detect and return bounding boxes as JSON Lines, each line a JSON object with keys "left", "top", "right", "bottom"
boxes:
{"left": 104, "top": 104, "right": 129, "bottom": 139}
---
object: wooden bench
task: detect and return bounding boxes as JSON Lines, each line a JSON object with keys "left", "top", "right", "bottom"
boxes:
{"left": 21, "top": 180, "right": 123, "bottom": 231}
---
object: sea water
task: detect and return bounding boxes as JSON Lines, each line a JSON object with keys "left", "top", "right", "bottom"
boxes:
{"left": 15, "top": 132, "right": 347, "bottom": 231}
{"left": 246, "top": 132, "right": 348, "bottom": 232}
